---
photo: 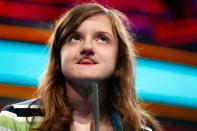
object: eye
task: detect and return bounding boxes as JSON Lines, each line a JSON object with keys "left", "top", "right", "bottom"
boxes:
{"left": 70, "top": 35, "right": 81, "bottom": 43}
{"left": 97, "top": 36, "right": 108, "bottom": 43}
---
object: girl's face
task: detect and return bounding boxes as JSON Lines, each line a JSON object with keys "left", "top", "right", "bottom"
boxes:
{"left": 60, "top": 14, "right": 118, "bottom": 83}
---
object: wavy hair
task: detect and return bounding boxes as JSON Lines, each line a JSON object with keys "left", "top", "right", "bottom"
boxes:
{"left": 34, "top": 3, "right": 161, "bottom": 131}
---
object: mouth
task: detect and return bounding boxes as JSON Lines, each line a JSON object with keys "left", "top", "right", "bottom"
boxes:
{"left": 78, "top": 58, "right": 97, "bottom": 65}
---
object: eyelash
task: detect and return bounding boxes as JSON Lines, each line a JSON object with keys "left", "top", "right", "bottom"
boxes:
{"left": 67, "top": 34, "right": 110, "bottom": 43}
{"left": 97, "top": 35, "right": 109, "bottom": 43}
{"left": 68, "top": 34, "right": 81, "bottom": 42}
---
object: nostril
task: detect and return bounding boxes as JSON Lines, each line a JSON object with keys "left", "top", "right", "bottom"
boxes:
{"left": 80, "top": 49, "right": 94, "bottom": 55}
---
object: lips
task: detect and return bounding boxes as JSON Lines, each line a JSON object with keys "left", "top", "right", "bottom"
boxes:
{"left": 79, "top": 58, "right": 96, "bottom": 65}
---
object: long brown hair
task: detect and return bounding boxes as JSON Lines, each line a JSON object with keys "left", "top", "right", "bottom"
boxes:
{"left": 35, "top": 3, "right": 161, "bottom": 131}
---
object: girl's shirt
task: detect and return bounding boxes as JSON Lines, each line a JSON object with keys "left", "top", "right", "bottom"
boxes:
{"left": 0, "top": 99, "right": 152, "bottom": 131}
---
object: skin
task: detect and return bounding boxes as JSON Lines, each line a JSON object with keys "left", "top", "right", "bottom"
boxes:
{"left": 60, "top": 14, "right": 118, "bottom": 131}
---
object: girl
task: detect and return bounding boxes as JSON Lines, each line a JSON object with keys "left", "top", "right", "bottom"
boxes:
{"left": 0, "top": 3, "right": 161, "bottom": 131}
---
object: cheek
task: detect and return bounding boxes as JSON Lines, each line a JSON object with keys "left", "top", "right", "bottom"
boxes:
{"left": 60, "top": 46, "right": 75, "bottom": 67}
{"left": 103, "top": 49, "right": 118, "bottom": 70}
{"left": 60, "top": 49, "right": 71, "bottom": 75}
{"left": 61, "top": 56, "right": 74, "bottom": 79}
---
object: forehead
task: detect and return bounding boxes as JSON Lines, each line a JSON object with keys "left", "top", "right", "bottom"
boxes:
{"left": 75, "top": 14, "right": 114, "bottom": 35}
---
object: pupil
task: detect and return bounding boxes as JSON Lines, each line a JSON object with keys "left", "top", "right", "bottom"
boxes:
{"left": 74, "top": 36, "right": 78, "bottom": 40}
{"left": 101, "top": 37, "right": 105, "bottom": 41}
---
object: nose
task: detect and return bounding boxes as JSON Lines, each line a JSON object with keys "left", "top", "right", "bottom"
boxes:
{"left": 80, "top": 39, "right": 94, "bottom": 56}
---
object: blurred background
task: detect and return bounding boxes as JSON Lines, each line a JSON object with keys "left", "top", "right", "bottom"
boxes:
{"left": 0, "top": 0, "right": 197, "bottom": 130}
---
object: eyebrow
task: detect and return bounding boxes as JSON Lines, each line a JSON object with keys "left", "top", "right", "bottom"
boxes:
{"left": 95, "top": 31, "right": 114, "bottom": 38}
{"left": 73, "top": 31, "right": 114, "bottom": 39}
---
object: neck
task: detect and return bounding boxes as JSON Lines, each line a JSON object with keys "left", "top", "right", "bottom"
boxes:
{"left": 66, "top": 80, "right": 108, "bottom": 119}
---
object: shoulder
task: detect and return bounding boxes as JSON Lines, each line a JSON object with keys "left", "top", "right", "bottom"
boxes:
{"left": 1, "top": 99, "right": 42, "bottom": 118}
{"left": 0, "top": 99, "right": 43, "bottom": 131}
